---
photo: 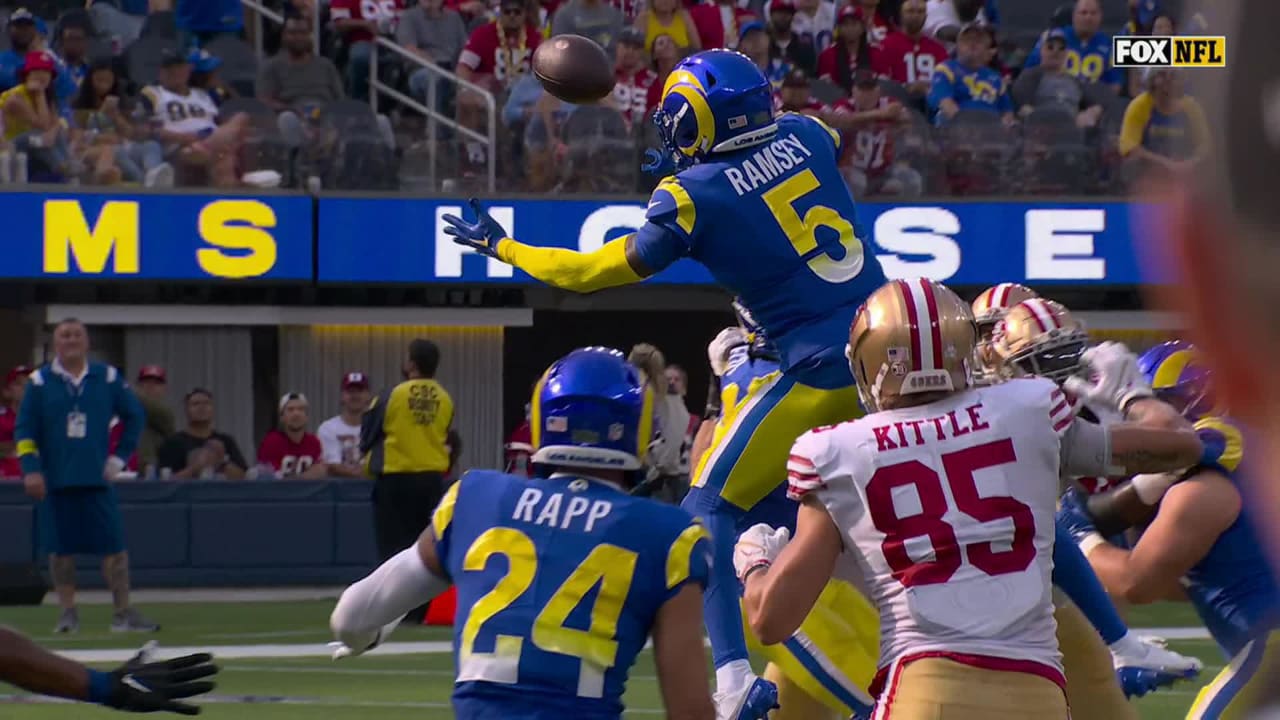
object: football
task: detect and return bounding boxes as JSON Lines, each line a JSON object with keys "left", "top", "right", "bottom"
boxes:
{"left": 532, "top": 34, "right": 616, "bottom": 104}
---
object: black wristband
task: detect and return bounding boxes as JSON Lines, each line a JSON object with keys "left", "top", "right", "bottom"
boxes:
{"left": 741, "top": 562, "right": 770, "bottom": 584}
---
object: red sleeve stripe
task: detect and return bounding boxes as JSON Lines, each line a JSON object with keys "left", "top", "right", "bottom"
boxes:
{"left": 1052, "top": 415, "right": 1074, "bottom": 433}
{"left": 788, "top": 454, "right": 816, "bottom": 468}
{"left": 788, "top": 470, "right": 820, "bottom": 482}
{"left": 1049, "top": 399, "right": 1070, "bottom": 418}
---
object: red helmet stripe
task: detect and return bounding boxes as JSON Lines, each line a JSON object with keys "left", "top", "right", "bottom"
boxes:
{"left": 919, "top": 279, "right": 945, "bottom": 370}
{"left": 896, "top": 279, "right": 923, "bottom": 371}
{"left": 1025, "top": 299, "right": 1060, "bottom": 332}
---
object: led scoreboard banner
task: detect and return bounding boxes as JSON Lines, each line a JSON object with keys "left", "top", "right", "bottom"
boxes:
{"left": 2, "top": 189, "right": 1163, "bottom": 286}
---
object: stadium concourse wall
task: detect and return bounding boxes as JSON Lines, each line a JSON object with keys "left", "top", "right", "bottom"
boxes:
{"left": 0, "top": 480, "right": 379, "bottom": 587}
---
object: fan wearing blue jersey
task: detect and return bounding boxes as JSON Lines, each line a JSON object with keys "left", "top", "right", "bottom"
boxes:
{"left": 329, "top": 348, "right": 716, "bottom": 720}
{"left": 928, "top": 22, "right": 1016, "bottom": 127}
{"left": 1023, "top": 0, "right": 1122, "bottom": 91}
{"left": 443, "top": 49, "right": 887, "bottom": 720}
{"left": 1058, "top": 342, "right": 1280, "bottom": 720}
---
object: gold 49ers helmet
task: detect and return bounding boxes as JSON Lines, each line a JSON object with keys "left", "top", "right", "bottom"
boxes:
{"left": 992, "top": 298, "right": 1089, "bottom": 382}
{"left": 971, "top": 283, "right": 1040, "bottom": 378}
{"left": 847, "top": 278, "right": 977, "bottom": 412}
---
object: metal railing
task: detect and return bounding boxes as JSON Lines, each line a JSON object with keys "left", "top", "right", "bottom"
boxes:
{"left": 369, "top": 37, "right": 498, "bottom": 192}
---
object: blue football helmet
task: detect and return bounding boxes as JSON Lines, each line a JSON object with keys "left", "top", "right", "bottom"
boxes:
{"left": 530, "top": 347, "right": 655, "bottom": 472}
{"left": 1137, "top": 340, "right": 1215, "bottom": 420}
{"left": 653, "top": 49, "right": 777, "bottom": 171}
{"left": 732, "top": 298, "right": 779, "bottom": 362}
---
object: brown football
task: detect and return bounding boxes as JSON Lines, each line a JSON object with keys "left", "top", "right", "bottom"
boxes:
{"left": 533, "top": 34, "right": 615, "bottom": 104}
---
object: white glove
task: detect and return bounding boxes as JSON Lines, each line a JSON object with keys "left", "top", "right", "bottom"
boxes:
{"left": 104, "top": 455, "right": 126, "bottom": 481}
{"left": 733, "top": 524, "right": 790, "bottom": 582}
{"left": 329, "top": 616, "right": 403, "bottom": 660}
{"left": 708, "top": 327, "right": 747, "bottom": 378}
{"left": 1062, "top": 342, "right": 1153, "bottom": 414}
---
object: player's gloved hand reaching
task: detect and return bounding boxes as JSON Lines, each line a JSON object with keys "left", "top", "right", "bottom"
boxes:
{"left": 733, "top": 524, "right": 790, "bottom": 583}
{"left": 103, "top": 643, "right": 218, "bottom": 715}
{"left": 1063, "top": 342, "right": 1153, "bottom": 414}
{"left": 329, "top": 617, "right": 403, "bottom": 661}
{"left": 1055, "top": 487, "right": 1099, "bottom": 546}
{"left": 441, "top": 198, "right": 509, "bottom": 259}
{"left": 641, "top": 148, "right": 678, "bottom": 177}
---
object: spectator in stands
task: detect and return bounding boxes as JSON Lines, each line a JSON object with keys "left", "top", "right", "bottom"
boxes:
{"left": 853, "top": 0, "right": 893, "bottom": 45}
{"left": 176, "top": 0, "right": 244, "bottom": 44}
{"left": 1151, "top": 13, "right": 1174, "bottom": 36}
{"left": 1012, "top": 28, "right": 1106, "bottom": 128}
{"left": 54, "top": 24, "right": 89, "bottom": 89}
{"left": 637, "top": 0, "right": 700, "bottom": 56}
{"left": 766, "top": 0, "right": 816, "bottom": 77}
{"left": 739, "top": 21, "right": 788, "bottom": 88}
{"left": 331, "top": 0, "right": 404, "bottom": 100}
{"left": 627, "top": 344, "right": 688, "bottom": 503}
{"left": 1126, "top": 0, "right": 1161, "bottom": 35}
{"left": 71, "top": 57, "right": 173, "bottom": 187}
{"left": 258, "top": 393, "right": 328, "bottom": 479}
{"left": 456, "top": 0, "right": 542, "bottom": 173}
{"left": 831, "top": 70, "right": 921, "bottom": 197}
{"left": 690, "top": 0, "right": 756, "bottom": 51}
{"left": 612, "top": 27, "right": 655, "bottom": 130}
{"left": 156, "top": 388, "right": 247, "bottom": 481}
{"left": 663, "top": 363, "right": 698, "bottom": 496}
{"left": 780, "top": 0, "right": 835, "bottom": 55}
{"left": 360, "top": 338, "right": 456, "bottom": 616}
{"left": 189, "top": 49, "right": 235, "bottom": 106}
{"left": 644, "top": 33, "right": 682, "bottom": 112}
{"left": 398, "top": 0, "right": 468, "bottom": 113}
{"left": 817, "top": 5, "right": 872, "bottom": 94}
{"left": 928, "top": 22, "right": 1014, "bottom": 127}
{"left": 0, "top": 366, "right": 30, "bottom": 480}
{"left": 131, "top": 366, "right": 175, "bottom": 475}
{"left": 1024, "top": 0, "right": 1121, "bottom": 93}
{"left": 258, "top": 17, "right": 341, "bottom": 111}
{"left": 1119, "top": 68, "right": 1208, "bottom": 181}
{"left": 140, "top": 49, "right": 249, "bottom": 187}
{"left": 503, "top": 406, "right": 533, "bottom": 477}
{"left": 317, "top": 371, "right": 370, "bottom": 479}
{"left": 1, "top": 51, "right": 75, "bottom": 182}
{"left": 15, "top": 318, "right": 155, "bottom": 634}
{"left": 774, "top": 67, "right": 824, "bottom": 115}
{"left": 0, "top": 9, "right": 43, "bottom": 92}
{"left": 552, "top": 0, "right": 625, "bottom": 52}
{"left": 922, "top": 0, "right": 985, "bottom": 47}
{"left": 876, "top": 0, "right": 948, "bottom": 102}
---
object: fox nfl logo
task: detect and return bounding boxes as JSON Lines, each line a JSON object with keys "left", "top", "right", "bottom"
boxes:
{"left": 1112, "top": 36, "right": 1226, "bottom": 68}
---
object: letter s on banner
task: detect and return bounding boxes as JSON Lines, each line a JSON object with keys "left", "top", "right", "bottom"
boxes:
{"left": 873, "top": 207, "right": 961, "bottom": 280}
{"left": 1025, "top": 209, "right": 1106, "bottom": 280}
{"left": 197, "top": 199, "right": 278, "bottom": 279}
{"left": 435, "top": 205, "right": 515, "bottom": 278}
{"left": 578, "top": 204, "right": 647, "bottom": 253}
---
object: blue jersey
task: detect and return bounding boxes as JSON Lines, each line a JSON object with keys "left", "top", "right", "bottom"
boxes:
{"left": 1181, "top": 416, "right": 1279, "bottom": 657}
{"left": 633, "top": 113, "right": 886, "bottom": 390}
{"left": 928, "top": 60, "right": 1013, "bottom": 119}
{"left": 434, "top": 470, "right": 712, "bottom": 720}
{"left": 1024, "top": 26, "right": 1120, "bottom": 86}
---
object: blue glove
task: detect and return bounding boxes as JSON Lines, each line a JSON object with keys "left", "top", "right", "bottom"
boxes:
{"left": 441, "top": 197, "right": 509, "bottom": 259}
{"left": 642, "top": 148, "right": 678, "bottom": 177}
{"left": 1115, "top": 665, "right": 1199, "bottom": 699}
{"left": 1056, "top": 487, "right": 1099, "bottom": 544}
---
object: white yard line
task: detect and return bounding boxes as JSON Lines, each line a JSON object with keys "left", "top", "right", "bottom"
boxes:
{"left": 62, "top": 587, "right": 346, "bottom": 605}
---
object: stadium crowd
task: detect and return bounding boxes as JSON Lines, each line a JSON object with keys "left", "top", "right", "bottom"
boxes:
{"left": 0, "top": 0, "right": 1208, "bottom": 194}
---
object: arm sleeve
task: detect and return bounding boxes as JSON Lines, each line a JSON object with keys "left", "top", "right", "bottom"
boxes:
{"left": 1118, "top": 94, "right": 1152, "bottom": 156}
{"left": 111, "top": 373, "right": 144, "bottom": 462}
{"left": 318, "top": 424, "right": 343, "bottom": 464}
{"left": 1023, "top": 34, "right": 1044, "bottom": 69}
{"left": 1011, "top": 67, "right": 1038, "bottom": 108}
{"left": 1186, "top": 98, "right": 1212, "bottom": 156}
{"left": 1059, "top": 418, "right": 1113, "bottom": 478}
{"left": 257, "top": 436, "right": 276, "bottom": 467}
{"left": 15, "top": 380, "right": 41, "bottom": 475}
{"left": 431, "top": 478, "right": 462, "bottom": 565}
{"left": 927, "top": 63, "right": 956, "bottom": 112}
{"left": 360, "top": 389, "right": 391, "bottom": 457}
{"left": 996, "top": 76, "right": 1013, "bottom": 113}
{"left": 663, "top": 519, "right": 712, "bottom": 601}
{"left": 226, "top": 436, "right": 248, "bottom": 469}
{"left": 495, "top": 234, "right": 650, "bottom": 293}
{"left": 1191, "top": 417, "right": 1243, "bottom": 473}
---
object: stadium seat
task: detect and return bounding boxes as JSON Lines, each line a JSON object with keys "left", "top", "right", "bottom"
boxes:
{"left": 313, "top": 100, "right": 398, "bottom": 190}
{"left": 140, "top": 9, "right": 177, "bottom": 38}
{"left": 939, "top": 111, "right": 1019, "bottom": 195}
{"left": 203, "top": 34, "right": 258, "bottom": 98}
{"left": 123, "top": 35, "right": 171, "bottom": 88}
{"left": 1021, "top": 108, "right": 1092, "bottom": 195}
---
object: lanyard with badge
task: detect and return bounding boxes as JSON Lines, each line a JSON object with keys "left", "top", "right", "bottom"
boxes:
{"left": 64, "top": 373, "right": 87, "bottom": 440}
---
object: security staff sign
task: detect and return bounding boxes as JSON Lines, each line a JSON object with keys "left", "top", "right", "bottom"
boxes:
{"left": 318, "top": 198, "right": 1150, "bottom": 286}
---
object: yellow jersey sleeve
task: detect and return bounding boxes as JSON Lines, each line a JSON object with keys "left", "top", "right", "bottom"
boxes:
{"left": 496, "top": 235, "right": 644, "bottom": 293}
{"left": 432, "top": 479, "right": 462, "bottom": 539}
{"left": 1119, "top": 93, "right": 1154, "bottom": 156}
{"left": 665, "top": 520, "right": 711, "bottom": 591}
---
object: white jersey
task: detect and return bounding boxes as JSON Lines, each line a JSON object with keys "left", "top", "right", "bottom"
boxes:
{"left": 317, "top": 416, "right": 362, "bottom": 466}
{"left": 788, "top": 377, "right": 1102, "bottom": 678}
{"left": 141, "top": 84, "right": 219, "bottom": 136}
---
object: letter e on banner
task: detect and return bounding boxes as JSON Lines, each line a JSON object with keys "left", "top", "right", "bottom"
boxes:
{"left": 435, "top": 205, "right": 515, "bottom": 278}
{"left": 1025, "top": 209, "right": 1106, "bottom": 280}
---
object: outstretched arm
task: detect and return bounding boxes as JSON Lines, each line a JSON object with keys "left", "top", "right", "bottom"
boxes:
{"left": 494, "top": 234, "right": 653, "bottom": 293}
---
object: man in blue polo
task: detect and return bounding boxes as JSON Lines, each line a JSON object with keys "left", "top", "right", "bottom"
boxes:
{"left": 15, "top": 319, "right": 157, "bottom": 634}
{"left": 1023, "top": 0, "right": 1122, "bottom": 92}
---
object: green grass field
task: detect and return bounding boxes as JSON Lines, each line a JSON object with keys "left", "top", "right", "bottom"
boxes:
{"left": 0, "top": 599, "right": 1218, "bottom": 719}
